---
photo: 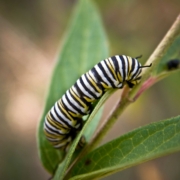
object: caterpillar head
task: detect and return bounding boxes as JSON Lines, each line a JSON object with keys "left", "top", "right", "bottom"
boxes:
{"left": 126, "top": 57, "right": 152, "bottom": 88}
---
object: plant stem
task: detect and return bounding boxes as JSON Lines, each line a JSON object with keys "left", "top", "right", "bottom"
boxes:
{"left": 88, "top": 14, "right": 180, "bottom": 154}
{"left": 129, "top": 14, "right": 180, "bottom": 100}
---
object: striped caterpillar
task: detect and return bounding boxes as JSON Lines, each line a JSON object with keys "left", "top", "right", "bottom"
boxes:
{"left": 44, "top": 55, "right": 151, "bottom": 151}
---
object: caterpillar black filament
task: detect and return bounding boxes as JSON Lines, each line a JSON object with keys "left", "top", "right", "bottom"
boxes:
{"left": 44, "top": 55, "right": 152, "bottom": 151}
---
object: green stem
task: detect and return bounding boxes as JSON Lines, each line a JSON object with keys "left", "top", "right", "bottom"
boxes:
{"left": 129, "top": 14, "right": 180, "bottom": 100}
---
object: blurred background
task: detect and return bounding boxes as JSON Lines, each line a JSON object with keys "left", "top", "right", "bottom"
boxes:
{"left": 0, "top": 0, "right": 180, "bottom": 179}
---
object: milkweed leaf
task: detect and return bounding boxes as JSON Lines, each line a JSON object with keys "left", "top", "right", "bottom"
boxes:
{"left": 37, "top": 0, "right": 108, "bottom": 175}
{"left": 70, "top": 116, "right": 180, "bottom": 180}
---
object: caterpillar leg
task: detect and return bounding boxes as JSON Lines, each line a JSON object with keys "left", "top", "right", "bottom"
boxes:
{"left": 77, "top": 135, "right": 86, "bottom": 149}
{"left": 64, "top": 135, "right": 86, "bottom": 152}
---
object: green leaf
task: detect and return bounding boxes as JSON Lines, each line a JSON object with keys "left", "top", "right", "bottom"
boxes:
{"left": 70, "top": 116, "right": 180, "bottom": 180}
{"left": 37, "top": 0, "right": 108, "bottom": 174}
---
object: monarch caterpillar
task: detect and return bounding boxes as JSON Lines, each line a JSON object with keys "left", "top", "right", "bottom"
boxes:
{"left": 44, "top": 55, "right": 152, "bottom": 151}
